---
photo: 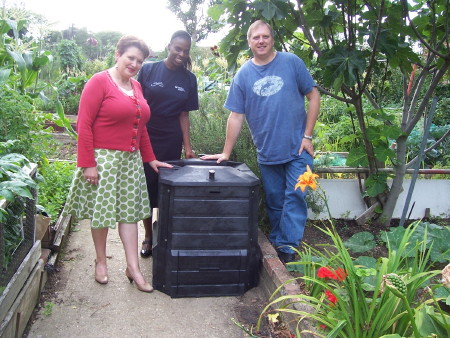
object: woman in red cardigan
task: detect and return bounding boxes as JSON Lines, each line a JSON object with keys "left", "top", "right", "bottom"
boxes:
{"left": 64, "top": 35, "right": 171, "bottom": 293}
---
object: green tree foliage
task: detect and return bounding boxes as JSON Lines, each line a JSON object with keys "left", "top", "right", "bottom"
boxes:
{"left": 57, "top": 39, "right": 83, "bottom": 74}
{"left": 210, "top": 0, "right": 450, "bottom": 225}
{"left": 167, "top": 0, "right": 224, "bottom": 42}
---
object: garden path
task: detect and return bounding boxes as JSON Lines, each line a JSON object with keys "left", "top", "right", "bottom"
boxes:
{"left": 25, "top": 220, "right": 267, "bottom": 338}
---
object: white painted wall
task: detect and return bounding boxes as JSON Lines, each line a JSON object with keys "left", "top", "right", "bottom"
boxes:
{"left": 308, "top": 179, "right": 450, "bottom": 220}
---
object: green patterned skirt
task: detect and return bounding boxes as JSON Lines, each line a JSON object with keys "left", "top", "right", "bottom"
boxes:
{"left": 63, "top": 149, "right": 151, "bottom": 229}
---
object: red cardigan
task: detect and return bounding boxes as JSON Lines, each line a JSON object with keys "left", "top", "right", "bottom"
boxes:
{"left": 76, "top": 71, "right": 156, "bottom": 167}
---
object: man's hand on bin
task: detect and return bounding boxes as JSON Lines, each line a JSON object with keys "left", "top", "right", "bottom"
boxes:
{"left": 200, "top": 153, "right": 229, "bottom": 164}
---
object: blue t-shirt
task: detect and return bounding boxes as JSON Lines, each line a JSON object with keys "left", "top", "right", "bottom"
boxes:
{"left": 137, "top": 61, "right": 198, "bottom": 136}
{"left": 225, "top": 52, "right": 316, "bottom": 164}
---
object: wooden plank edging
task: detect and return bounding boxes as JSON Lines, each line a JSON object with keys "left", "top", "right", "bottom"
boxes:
{"left": 0, "top": 240, "right": 41, "bottom": 323}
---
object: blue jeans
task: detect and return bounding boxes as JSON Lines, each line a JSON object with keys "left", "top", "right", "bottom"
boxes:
{"left": 259, "top": 151, "right": 314, "bottom": 254}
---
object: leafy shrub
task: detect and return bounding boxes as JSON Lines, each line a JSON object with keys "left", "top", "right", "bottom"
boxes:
{"left": 37, "top": 161, "right": 75, "bottom": 220}
{"left": 2, "top": 197, "right": 26, "bottom": 269}
{"left": 57, "top": 39, "right": 83, "bottom": 74}
{"left": 0, "top": 149, "right": 37, "bottom": 269}
{"left": 407, "top": 123, "right": 450, "bottom": 167}
{"left": 0, "top": 150, "right": 37, "bottom": 222}
{"left": 0, "top": 86, "right": 55, "bottom": 161}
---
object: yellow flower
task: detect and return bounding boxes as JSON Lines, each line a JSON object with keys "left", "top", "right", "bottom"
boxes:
{"left": 295, "top": 165, "right": 319, "bottom": 192}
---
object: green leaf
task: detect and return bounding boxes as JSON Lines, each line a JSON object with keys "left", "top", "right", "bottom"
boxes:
{"left": 368, "top": 109, "right": 396, "bottom": 123}
{"left": 0, "top": 68, "right": 11, "bottom": 85}
{"left": 415, "top": 305, "right": 449, "bottom": 337}
{"left": 254, "top": 1, "right": 277, "bottom": 20}
{"left": 54, "top": 100, "right": 78, "bottom": 139}
{"left": 320, "top": 46, "right": 367, "bottom": 88}
{"left": 326, "top": 320, "right": 347, "bottom": 338}
{"left": 0, "top": 189, "right": 14, "bottom": 201}
{"left": 4, "top": 18, "right": 18, "bottom": 39}
{"left": 373, "top": 29, "right": 399, "bottom": 58}
{"left": 429, "top": 237, "right": 450, "bottom": 263}
{"left": 33, "top": 53, "right": 51, "bottom": 68}
{"left": 433, "top": 286, "right": 450, "bottom": 300}
{"left": 381, "top": 227, "right": 405, "bottom": 246}
{"left": 355, "top": 267, "right": 377, "bottom": 277}
{"left": 374, "top": 145, "right": 395, "bottom": 163}
{"left": 360, "top": 282, "right": 375, "bottom": 292}
{"left": 346, "top": 147, "right": 368, "bottom": 167}
{"left": 365, "top": 173, "right": 388, "bottom": 197}
{"left": 354, "top": 256, "right": 377, "bottom": 269}
{"left": 383, "top": 126, "right": 403, "bottom": 139}
{"left": 208, "top": 4, "right": 225, "bottom": 21}
{"left": 6, "top": 49, "right": 26, "bottom": 77}
{"left": 366, "top": 125, "right": 382, "bottom": 141}
{"left": 340, "top": 134, "right": 356, "bottom": 144}
{"left": 344, "top": 232, "right": 376, "bottom": 253}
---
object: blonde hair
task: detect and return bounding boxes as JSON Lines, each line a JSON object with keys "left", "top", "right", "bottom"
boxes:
{"left": 247, "top": 20, "right": 274, "bottom": 41}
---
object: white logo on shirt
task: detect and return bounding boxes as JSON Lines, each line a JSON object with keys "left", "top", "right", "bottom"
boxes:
{"left": 252, "top": 76, "right": 284, "bottom": 96}
{"left": 151, "top": 82, "right": 164, "bottom": 87}
{"left": 175, "top": 86, "right": 186, "bottom": 92}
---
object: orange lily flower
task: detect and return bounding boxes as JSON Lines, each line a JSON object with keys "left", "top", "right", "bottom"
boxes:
{"left": 295, "top": 165, "right": 319, "bottom": 192}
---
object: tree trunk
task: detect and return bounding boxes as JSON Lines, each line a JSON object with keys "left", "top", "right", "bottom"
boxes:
{"left": 379, "top": 134, "right": 408, "bottom": 226}
{"left": 354, "top": 97, "right": 377, "bottom": 173}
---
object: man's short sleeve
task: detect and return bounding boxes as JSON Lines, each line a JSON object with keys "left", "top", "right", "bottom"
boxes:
{"left": 224, "top": 77, "right": 245, "bottom": 114}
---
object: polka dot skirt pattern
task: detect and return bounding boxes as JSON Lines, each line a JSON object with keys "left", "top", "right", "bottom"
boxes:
{"left": 63, "top": 149, "right": 151, "bottom": 229}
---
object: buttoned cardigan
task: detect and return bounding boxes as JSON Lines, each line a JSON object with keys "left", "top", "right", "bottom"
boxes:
{"left": 76, "top": 71, "right": 156, "bottom": 168}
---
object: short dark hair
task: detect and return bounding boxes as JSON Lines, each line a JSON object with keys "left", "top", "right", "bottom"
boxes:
{"left": 116, "top": 35, "right": 150, "bottom": 59}
{"left": 170, "top": 30, "right": 192, "bottom": 43}
{"left": 247, "top": 20, "right": 274, "bottom": 40}
{"left": 168, "top": 30, "right": 193, "bottom": 70}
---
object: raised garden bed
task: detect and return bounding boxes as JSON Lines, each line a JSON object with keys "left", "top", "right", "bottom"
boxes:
{"left": 0, "top": 160, "right": 73, "bottom": 337}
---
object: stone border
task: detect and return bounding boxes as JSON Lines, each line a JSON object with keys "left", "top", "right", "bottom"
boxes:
{"left": 257, "top": 229, "right": 317, "bottom": 336}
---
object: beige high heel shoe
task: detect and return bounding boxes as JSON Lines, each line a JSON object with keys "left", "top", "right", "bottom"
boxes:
{"left": 125, "top": 268, "right": 154, "bottom": 293}
{"left": 94, "top": 260, "right": 108, "bottom": 285}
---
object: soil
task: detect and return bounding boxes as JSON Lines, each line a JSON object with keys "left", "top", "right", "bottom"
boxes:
{"left": 302, "top": 219, "right": 390, "bottom": 259}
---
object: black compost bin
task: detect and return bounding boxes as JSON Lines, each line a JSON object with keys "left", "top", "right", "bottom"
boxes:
{"left": 152, "top": 159, "right": 261, "bottom": 298}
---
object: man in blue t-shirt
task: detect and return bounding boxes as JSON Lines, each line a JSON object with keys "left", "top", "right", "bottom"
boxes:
{"left": 202, "top": 20, "right": 320, "bottom": 264}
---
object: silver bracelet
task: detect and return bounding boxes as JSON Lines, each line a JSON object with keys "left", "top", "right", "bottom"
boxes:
{"left": 303, "top": 135, "right": 313, "bottom": 140}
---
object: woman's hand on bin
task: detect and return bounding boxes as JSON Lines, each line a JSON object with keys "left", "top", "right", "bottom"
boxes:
{"left": 149, "top": 160, "right": 173, "bottom": 173}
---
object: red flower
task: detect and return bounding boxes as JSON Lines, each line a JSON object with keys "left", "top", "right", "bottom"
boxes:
{"left": 317, "top": 266, "right": 347, "bottom": 281}
{"left": 334, "top": 268, "right": 348, "bottom": 281}
{"left": 325, "top": 289, "right": 337, "bottom": 305}
{"left": 317, "top": 267, "right": 335, "bottom": 279}
{"left": 319, "top": 324, "right": 327, "bottom": 330}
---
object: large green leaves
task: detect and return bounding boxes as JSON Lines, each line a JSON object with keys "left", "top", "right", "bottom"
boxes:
{"left": 320, "top": 46, "right": 368, "bottom": 92}
{"left": 346, "top": 147, "right": 368, "bottom": 167}
{"left": 1, "top": 19, "right": 51, "bottom": 93}
{"left": 0, "top": 153, "right": 36, "bottom": 222}
{"left": 344, "top": 232, "right": 376, "bottom": 253}
{"left": 253, "top": 0, "right": 286, "bottom": 20}
{"left": 365, "top": 173, "right": 389, "bottom": 197}
{"left": 380, "top": 222, "right": 450, "bottom": 263}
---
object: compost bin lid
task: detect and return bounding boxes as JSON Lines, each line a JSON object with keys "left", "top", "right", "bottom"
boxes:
{"left": 159, "top": 159, "right": 259, "bottom": 187}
